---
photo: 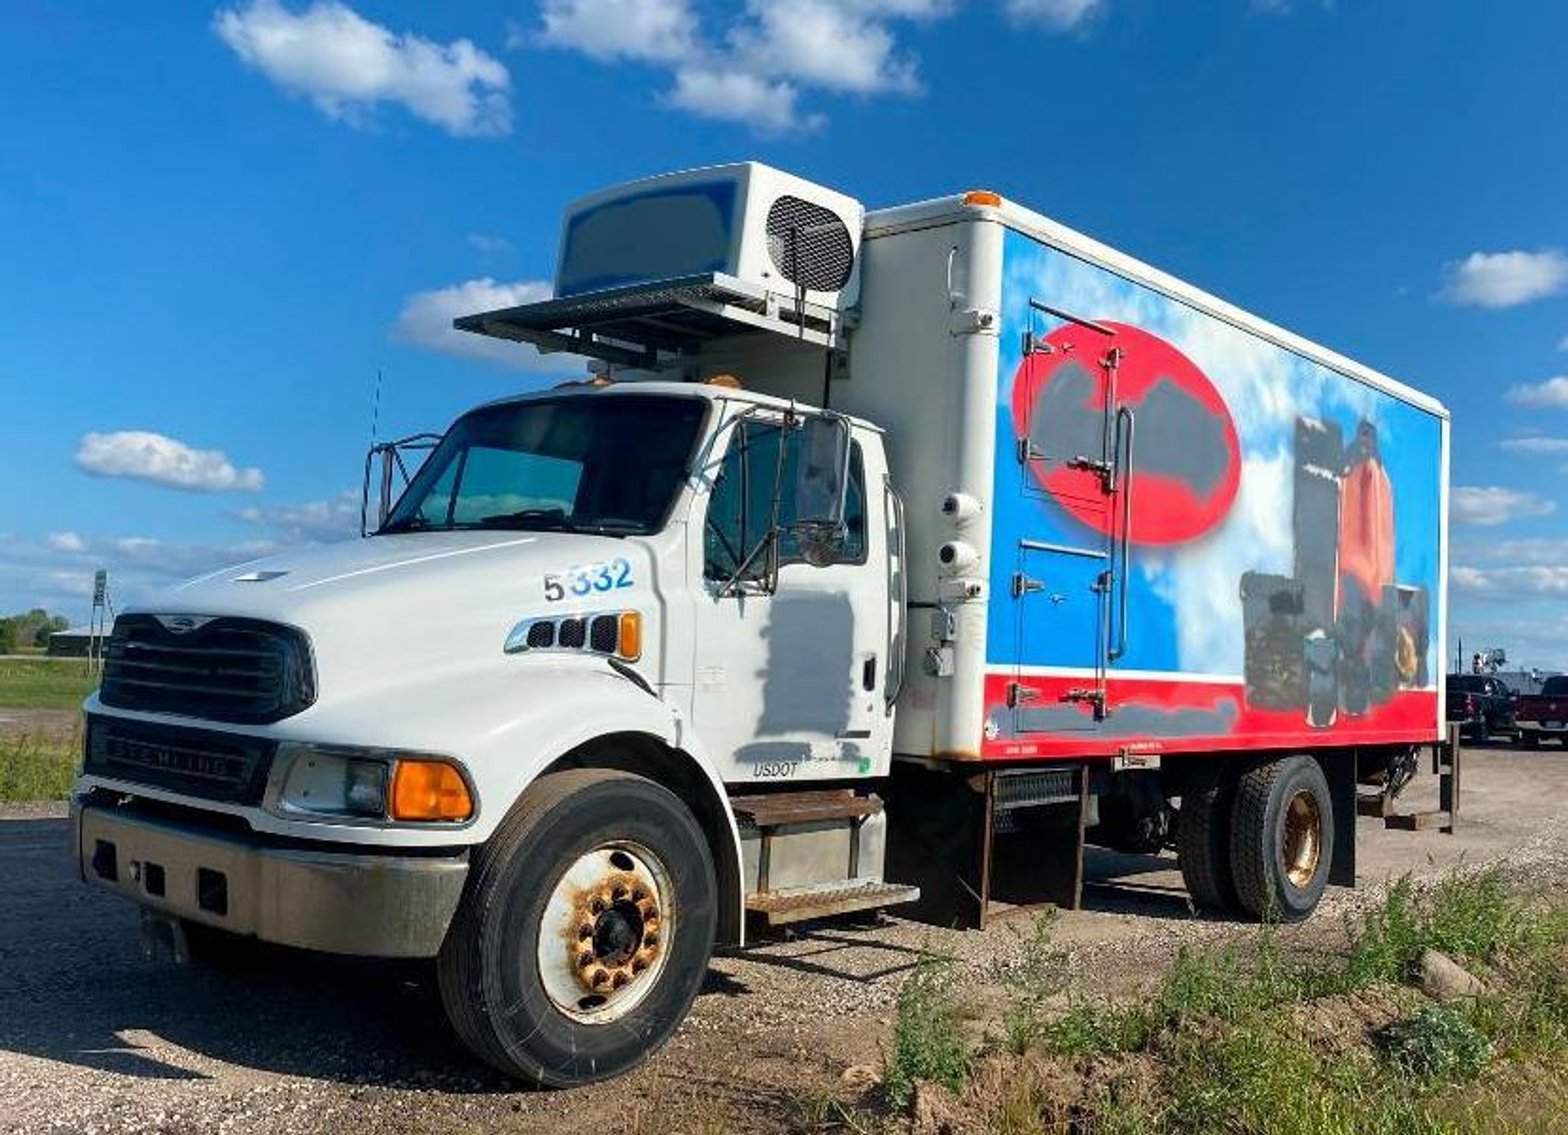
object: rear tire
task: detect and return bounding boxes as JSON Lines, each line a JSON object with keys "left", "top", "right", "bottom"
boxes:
{"left": 1177, "top": 768, "right": 1240, "bottom": 914}
{"left": 1228, "top": 755, "right": 1332, "bottom": 922}
{"left": 437, "top": 769, "right": 717, "bottom": 1086}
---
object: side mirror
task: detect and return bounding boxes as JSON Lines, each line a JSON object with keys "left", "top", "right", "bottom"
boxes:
{"left": 791, "top": 414, "right": 851, "bottom": 568}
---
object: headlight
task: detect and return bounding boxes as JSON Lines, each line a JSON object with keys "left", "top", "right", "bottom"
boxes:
{"left": 272, "top": 743, "right": 473, "bottom": 823}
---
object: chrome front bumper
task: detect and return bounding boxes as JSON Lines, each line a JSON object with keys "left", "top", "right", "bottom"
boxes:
{"left": 72, "top": 799, "right": 469, "bottom": 958}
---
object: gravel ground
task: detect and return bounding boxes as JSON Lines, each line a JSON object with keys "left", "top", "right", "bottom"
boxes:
{"left": 3, "top": 742, "right": 1566, "bottom": 1135}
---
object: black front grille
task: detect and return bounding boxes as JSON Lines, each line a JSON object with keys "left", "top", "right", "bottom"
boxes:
{"left": 590, "top": 615, "right": 619, "bottom": 653}
{"left": 83, "top": 716, "right": 276, "bottom": 805}
{"left": 100, "top": 614, "right": 316, "bottom": 724}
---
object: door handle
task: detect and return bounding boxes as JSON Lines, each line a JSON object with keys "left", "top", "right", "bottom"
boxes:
{"left": 1109, "top": 406, "right": 1135, "bottom": 662}
{"left": 862, "top": 655, "right": 878, "bottom": 692}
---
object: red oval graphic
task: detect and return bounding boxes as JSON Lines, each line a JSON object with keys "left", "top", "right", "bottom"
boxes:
{"left": 1011, "top": 321, "right": 1241, "bottom": 546}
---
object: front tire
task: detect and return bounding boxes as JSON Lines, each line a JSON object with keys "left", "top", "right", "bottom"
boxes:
{"left": 1229, "top": 755, "right": 1332, "bottom": 921}
{"left": 437, "top": 769, "right": 717, "bottom": 1086}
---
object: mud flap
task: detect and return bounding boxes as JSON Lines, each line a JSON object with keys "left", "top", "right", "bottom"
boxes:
{"left": 1318, "top": 749, "right": 1358, "bottom": 888}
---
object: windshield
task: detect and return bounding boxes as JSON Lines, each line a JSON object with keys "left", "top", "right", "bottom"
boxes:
{"left": 381, "top": 394, "right": 707, "bottom": 536}
{"left": 1542, "top": 676, "right": 1568, "bottom": 697}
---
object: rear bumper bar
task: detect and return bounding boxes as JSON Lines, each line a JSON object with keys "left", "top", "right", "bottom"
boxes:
{"left": 72, "top": 799, "right": 468, "bottom": 958}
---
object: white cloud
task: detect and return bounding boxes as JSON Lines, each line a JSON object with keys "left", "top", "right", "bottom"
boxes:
{"left": 1450, "top": 565, "right": 1568, "bottom": 600}
{"left": 1500, "top": 436, "right": 1568, "bottom": 454}
{"left": 76, "top": 431, "right": 266, "bottom": 493}
{"left": 666, "top": 68, "right": 816, "bottom": 134}
{"left": 1450, "top": 486, "right": 1556, "bottom": 527}
{"left": 1441, "top": 249, "right": 1568, "bottom": 309}
{"left": 215, "top": 0, "right": 511, "bottom": 136}
{"left": 1461, "top": 537, "right": 1568, "bottom": 566}
{"left": 233, "top": 489, "right": 362, "bottom": 543}
{"left": 45, "top": 531, "right": 87, "bottom": 554}
{"left": 1003, "top": 0, "right": 1104, "bottom": 30}
{"left": 532, "top": 0, "right": 698, "bottom": 63}
{"left": 467, "top": 232, "right": 513, "bottom": 255}
{"left": 1506, "top": 377, "right": 1568, "bottom": 409}
{"left": 729, "top": 0, "right": 920, "bottom": 96}
{"left": 525, "top": 0, "right": 940, "bottom": 133}
{"left": 394, "top": 277, "right": 587, "bottom": 370}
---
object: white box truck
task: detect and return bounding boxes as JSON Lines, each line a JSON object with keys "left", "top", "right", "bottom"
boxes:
{"left": 73, "top": 162, "right": 1449, "bottom": 1085}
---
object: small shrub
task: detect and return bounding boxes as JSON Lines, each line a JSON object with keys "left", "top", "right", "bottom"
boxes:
{"left": 1379, "top": 1004, "right": 1494, "bottom": 1085}
{"left": 1043, "top": 997, "right": 1154, "bottom": 1056}
{"left": 884, "top": 952, "right": 970, "bottom": 1109}
{"left": 1001, "top": 911, "right": 1069, "bottom": 1054}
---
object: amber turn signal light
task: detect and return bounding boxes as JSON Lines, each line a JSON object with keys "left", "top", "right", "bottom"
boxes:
{"left": 618, "top": 611, "right": 642, "bottom": 661}
{"left": 391, "top": 760, "right": 473, "bottom": 822}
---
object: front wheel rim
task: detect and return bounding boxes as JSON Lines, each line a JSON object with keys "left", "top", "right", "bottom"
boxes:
{"left": 537, "top": 842, "right": 675, "bottom": 1024}
{"left": 1282, "top": 789, "right": 1323, "bottom": 890}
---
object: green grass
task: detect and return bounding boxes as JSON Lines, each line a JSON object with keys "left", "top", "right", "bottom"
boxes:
{"left": 884, "top": 950, "right": 972, "bottom": 1109}
{"left": 975, "top": 869, "right": 1568, "bottom": 1134}
{"left": 0, "top": 657, "right": 97, "bottom": 710}
{"left": 0, "top": 731, "right": 80, "bottom": 802}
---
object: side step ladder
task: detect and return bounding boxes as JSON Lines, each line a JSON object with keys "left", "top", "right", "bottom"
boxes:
{"left": 731, "top": 789, "right": 920, "bottom": 927}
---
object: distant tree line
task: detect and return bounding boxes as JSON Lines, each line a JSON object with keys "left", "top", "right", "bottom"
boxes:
{"left": 0, "top": 609, "right": 71, "bottom": 654}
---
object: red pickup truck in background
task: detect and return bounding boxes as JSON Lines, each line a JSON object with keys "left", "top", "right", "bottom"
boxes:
{"left": 1447, "top": 674, "right": 1517, "bottom": 742}
{"left": 1513, "top": 675, "right": 1568, "bottom": 747}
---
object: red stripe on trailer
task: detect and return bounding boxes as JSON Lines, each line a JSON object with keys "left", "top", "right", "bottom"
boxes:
{"left": 978, "top": 671, "right": 1439, "bottom": 761}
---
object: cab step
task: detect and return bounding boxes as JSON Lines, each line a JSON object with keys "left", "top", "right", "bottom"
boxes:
{"left": 745, "top": 880, "right": 921, "bottom": 926}
{"left": 729, "top": 788, "right": 882, "bottom": 827}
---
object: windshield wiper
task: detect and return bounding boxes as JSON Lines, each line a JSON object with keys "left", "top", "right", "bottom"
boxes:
{"left": 378, "top": 514, "right": 433, "bottom": 535}
{"left": 474, "top": 509, "right": 641, "bottom": 537}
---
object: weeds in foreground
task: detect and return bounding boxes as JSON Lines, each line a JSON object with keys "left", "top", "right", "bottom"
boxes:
{"left": 977, "top": 867, "right": 1568, "bottom": 1134}
{"left": 883, "top": 949, "right": 970, "bottom": 1109}
{"left": 0, "top": 731, "right": 79, "bottom": 802}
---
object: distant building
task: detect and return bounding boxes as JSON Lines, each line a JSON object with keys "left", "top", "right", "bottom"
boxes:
{"left": 47, "top": 626, "right": 107, "bottom": 658}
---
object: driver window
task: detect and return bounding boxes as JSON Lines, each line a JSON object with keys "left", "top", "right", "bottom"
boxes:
{"left": 703, "top": 421, "right": 866, "bottom": 582}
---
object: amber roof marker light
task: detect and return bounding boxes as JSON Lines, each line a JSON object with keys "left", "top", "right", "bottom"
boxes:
{"left": 962, "top": 190, "right": 1003, "bottom": 208}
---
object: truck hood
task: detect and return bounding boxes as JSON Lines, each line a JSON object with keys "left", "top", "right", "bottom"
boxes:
{"left": 126, "top": 531, "right": 663, "bottom": 707}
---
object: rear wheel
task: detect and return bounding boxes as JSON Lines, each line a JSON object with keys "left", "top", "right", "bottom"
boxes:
{"left": 1229, "top": 755, "right": 1332, "bottom": 921}
{"left": 1177, "top": 767, "right": 1240, "bottom": 914}
{"left": 437, "top": 769, "right": 717, "bottom": 1086}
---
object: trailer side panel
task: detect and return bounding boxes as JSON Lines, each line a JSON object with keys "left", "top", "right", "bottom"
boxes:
{"left": 983, "top": 227, "right": 1444, "bottom": 760}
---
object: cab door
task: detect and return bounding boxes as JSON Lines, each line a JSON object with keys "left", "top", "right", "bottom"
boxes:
{"left": 688, "top": 410, "right": 892, "bottom": 784}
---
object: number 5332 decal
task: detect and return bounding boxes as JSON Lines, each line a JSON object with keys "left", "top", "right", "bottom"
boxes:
{"left": 543, "top": 558, "right": 635, "bottom": 602}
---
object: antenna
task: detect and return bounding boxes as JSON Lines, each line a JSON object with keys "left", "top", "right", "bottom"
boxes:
{"left": 370, "top": 367, "right": 384, "bottom": 445}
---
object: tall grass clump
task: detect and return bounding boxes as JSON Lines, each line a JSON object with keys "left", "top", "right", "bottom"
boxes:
{"left": 0, "top": 732, "right": 79, "bottom": 802}
{"left": 884, "top": 950, "right": 971, "bottom": 1109}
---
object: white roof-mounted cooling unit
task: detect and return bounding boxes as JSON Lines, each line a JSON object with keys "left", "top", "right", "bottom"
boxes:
{"left": 455, "top": 162, "right": 864, "bottom": 369}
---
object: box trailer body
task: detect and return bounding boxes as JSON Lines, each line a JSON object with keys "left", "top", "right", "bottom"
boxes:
{"left": 70, "top": 162, "right": 1450, "bottom": 1088}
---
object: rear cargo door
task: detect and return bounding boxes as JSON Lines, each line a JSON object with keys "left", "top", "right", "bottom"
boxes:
{"left": 1009, "top": 302, "right": 1128, "bottom": 730}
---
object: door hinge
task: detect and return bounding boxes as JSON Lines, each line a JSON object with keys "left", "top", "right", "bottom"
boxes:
{"left": 1007, "top": 682, "right": 1040, "bottom": 708}
{"left": 1012, "top": 572, "right": 1046, "bottom": 599}
{"left": 1021, "top": 330, "right": 1057, "bottom": 356}
{"left": 1016, "top": 437, "right": 1046, "bottom": 465}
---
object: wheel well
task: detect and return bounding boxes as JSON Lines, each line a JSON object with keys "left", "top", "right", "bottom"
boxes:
{"left": 541, "top": 732, "right": 743, "bottom": 945}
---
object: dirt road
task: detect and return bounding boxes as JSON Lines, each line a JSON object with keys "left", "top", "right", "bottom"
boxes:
{"left": 3, "top": 745, "right": 1566, "bottom": 1135}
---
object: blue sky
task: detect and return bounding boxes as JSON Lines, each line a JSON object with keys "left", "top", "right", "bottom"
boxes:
{"left": 1, "top": 0, "right": 1566, "bottom": 666}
